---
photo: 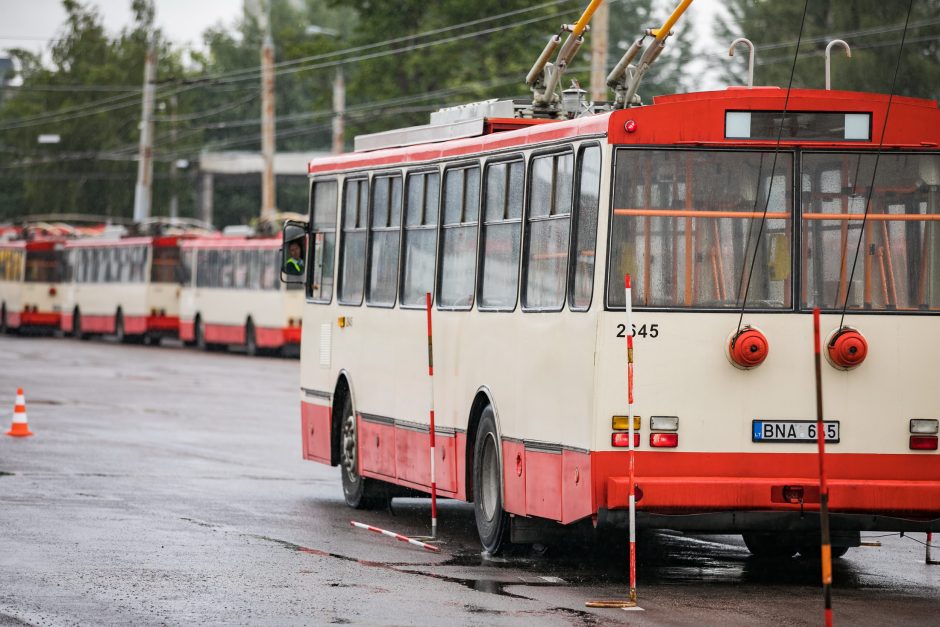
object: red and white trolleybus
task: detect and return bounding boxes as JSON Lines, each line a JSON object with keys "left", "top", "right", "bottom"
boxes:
{"left": 178, "top": 235, "right": 303, "bottom": 356}
{"left": 0, "top": 237, "right": 67, "bottom": 334}
{"left": 288, "top": 79, "right": 939, "bottom": 556}
{"left": 61, "top": 235, "right": 186, "bottom": 343}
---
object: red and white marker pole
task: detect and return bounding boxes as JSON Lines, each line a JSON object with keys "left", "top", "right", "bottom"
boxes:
{"left": 624, "top": 275, "right": 637, "bottom": 604}
{"left": 425, "top": 292, "right": 438, "bottom": 539}
{"left": 350, "top": 521, "right": 441, "bottom": 553}
{"left": 813, "top": 308, "right": 834, "bottom": 627}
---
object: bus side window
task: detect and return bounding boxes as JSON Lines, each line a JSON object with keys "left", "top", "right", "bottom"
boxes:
{"left": 570, "top": 145, "right": 602, "bottom": 311}
{"left": 479, "top": 158, "right": 524, "bottom": 311}
{"left": 523, "top": 151, "right": 573, "bottom": 311}
{"left": 367, "top": 174, "right": 403, "bottom": 307}
{"left": 401, "top": 170, "right": 440, "bottom": 307}
{"left": 338, "top": 178, "right": 368, "bottom": 305}
{"left": 438, "top": 164, "right": 480, "bottom": 309}
{"left": 309, "top": 180, "right": 338, "bottom": 303}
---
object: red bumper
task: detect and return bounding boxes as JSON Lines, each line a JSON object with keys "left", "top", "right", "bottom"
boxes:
{"left": 597, "top": 451, "right": 940, "bottom": 518}
{"left": 146, "top": 315, "right": 179, "bottom": 333}
{"left": 20, "top": 311, "right": 61, "bottom": 328}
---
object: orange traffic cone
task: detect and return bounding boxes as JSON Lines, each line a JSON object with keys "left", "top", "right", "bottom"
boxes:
{"left": 6, "top": 388, "right": 33, "bottom": 437}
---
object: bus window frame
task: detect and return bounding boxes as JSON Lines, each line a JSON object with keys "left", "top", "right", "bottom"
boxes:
{"left": 307, "top": 176, "right": 338, "bottom": 305}
{"left": 436, "top": 159, "right": 482, "bottom": 312}
{"left": 337, "top": 175, "right": 371, "bottom": 307}
{"left": 477, "top": 153, "right": 525, "bottom": 313}
{"left": 521, "top": 144, "right": 575, "bottom": 314}
{"left": 399, "top": 166, "right": 443, "bottom": 311}
{"left": 568, "top": 142, "right": 603, "bottom": 313}
{"left": 604, "top": 145, "right": 799, "bottom": 313}
{"left": 365, "top": 169, "right": 405, "bottom": 309}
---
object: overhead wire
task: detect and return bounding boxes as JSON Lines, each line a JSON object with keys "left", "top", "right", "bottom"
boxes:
{"left": 838, "top": 0, "right": 915, "bottom": 327}
{"left": 734, "top": 0, "right": 810, "bottom": 334}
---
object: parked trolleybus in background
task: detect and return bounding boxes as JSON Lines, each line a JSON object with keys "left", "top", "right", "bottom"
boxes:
{"left": 61, "top": 234, "right": 188, "bottom": 344}
{"left": 0, "top": 236, "right": 67, "bottom": 334}
{"left": 285, "top": 30, "right": 940, "bottom": 556}
{"left": 179, "top": 234, "right": 304, "bottom": 356}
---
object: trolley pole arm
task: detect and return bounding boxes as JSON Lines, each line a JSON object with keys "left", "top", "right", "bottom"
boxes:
{"left": 531, "top": 0, "right": 605, "bottom": 106}
{"left": 621, "top": 0, "right": 695, "bottom": 108}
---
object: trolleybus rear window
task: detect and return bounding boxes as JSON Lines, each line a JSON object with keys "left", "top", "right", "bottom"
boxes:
{"left": 25, "top": 249, "right": 65, "bottom": 283}
{"left": 151, "top": 245, "right": 181, "bottom": 283}
{"left": 801, "top": 152, "right": 940, "bottom": 312}
{"left": 607, "top": 149, "right": 793, "bottom": 310}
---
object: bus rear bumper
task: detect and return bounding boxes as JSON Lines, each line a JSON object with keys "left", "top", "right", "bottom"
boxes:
{"left": 146, "top": 315, "right": 179, "bottom": 334}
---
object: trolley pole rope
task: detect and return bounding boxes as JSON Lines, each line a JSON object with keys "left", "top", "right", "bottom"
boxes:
{"left": 625, "top": 275, "right": 637, "bottom": 604}
{"left": 813, "top": 308, "right": 834, "bottom": 627}
{"left": 425, "top": 292, "right": 438, "bottom": 540}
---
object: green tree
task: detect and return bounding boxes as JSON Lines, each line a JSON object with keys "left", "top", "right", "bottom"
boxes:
{"left": 713, "top": 0, "right": 940, "bottom": 99}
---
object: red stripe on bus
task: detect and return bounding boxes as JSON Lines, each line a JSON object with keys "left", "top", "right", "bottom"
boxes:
{"left": 301, "top": 401, "right": 331, "bottom": 463}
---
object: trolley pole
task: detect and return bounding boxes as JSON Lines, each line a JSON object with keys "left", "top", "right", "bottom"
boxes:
{"left": 425, "top": 292, "right": 438, "bottom": 539}
{"left": 813, "top": 308, "right": 834, "bottom": 627}
{"left": 332, "top": 68, "right": 345, "bottom": 155}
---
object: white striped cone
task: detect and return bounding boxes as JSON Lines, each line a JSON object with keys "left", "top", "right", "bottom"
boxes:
{"left": 6, "top": 388, "right": 33, "bottom": 437}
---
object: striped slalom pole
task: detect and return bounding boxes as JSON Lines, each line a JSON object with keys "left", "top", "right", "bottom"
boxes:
{"left": 586, "top": 275, "right": 639, "bottom": 610}
{"left": 625, "top": 275, "right": 637, "bottom": 605}
{"left": 425, "top": 292, "right": 438, "bottom": 540}
{"left": 350, "top": 521, "right": 441, "bottom": 553}
{"left": 813, "top": 308, "right": 834, "bottom": 627}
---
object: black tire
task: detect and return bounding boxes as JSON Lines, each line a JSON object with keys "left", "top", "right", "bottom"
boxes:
{"left": 73, "top": 309, "right": 89, "bottom": 340}
{"left": 195, "top": 316, "right": 207, "bottom": 351}
{"left": 742, "top": 532, "right": 798, "bottom": 558}
{"left": 339, "top": 393, "right": 385, "bottom": 509}
{"left": 0, "top": 303, "right": 7, "bottom": 334}
{"left": 114, "top": 310, "right": 126, "bottom": 343}
{"left": 245, "top": 319, "right": 257, "bottom": 357}
{"left": 473, "top": 406, "right": 510, "bottom": 555}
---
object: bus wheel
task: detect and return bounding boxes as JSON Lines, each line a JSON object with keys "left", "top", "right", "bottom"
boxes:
{"left": 0, "top": 303, "right": 6, "bottom": 333}
{"left": 195, "top": 316, "right": 207, "bottom": 351}
{"left": 73, "top": 309, "right": 89, "bottom": 340}
{"left": 742, "top": 532, "right": 798, "bottom": 558}
{"left": 115, "top": 311, "right": 126, "bottom": 343}
{"left": 245, "top": 320, "right": 257, "bottom": 357}
{"left": 339, "top": 394, "right": 384, "bottom": 509}
{"left": 473, "top": 406, "right": 510, "bottom": 555}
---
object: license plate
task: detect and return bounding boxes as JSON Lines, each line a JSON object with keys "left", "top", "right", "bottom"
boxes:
{"left": 752, "top": 420, "right": 840, "bottom": 443}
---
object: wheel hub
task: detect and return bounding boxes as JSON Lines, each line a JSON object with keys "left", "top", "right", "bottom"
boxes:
{"left": 342, "top": 413, "right": 358, "bottom": 482}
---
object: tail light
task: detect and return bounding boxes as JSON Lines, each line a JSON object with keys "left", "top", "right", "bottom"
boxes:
{"left": 650, "top": 433, "right": 678, "bottom": 448}
{"left": 910, "top": 436, "right": 938, "bottom": 451}
{"left": 612, "top": 433, "right": 640, "bottom": 448}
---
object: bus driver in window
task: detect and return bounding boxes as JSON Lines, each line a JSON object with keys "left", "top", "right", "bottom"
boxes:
{"left": 284, "top": 239, "right": 305, "bottom": 276}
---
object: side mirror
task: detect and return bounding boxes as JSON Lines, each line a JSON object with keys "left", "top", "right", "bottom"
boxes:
{"left": 280, "top": 220, "right": 308, "bottom": 284}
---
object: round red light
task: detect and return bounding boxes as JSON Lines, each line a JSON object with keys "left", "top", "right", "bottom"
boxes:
{"left": 624, "top": 119, "right": 638, "bottom": 133}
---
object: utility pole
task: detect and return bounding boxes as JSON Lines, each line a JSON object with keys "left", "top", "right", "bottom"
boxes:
{"left": 168, "top": 94, "right": 178, "bottom": 219}
{"left": 260, "top": 1, "right": 276, "bottom": 220}
{"left": 133, "top": 30, "right": 156, "bottom": 223}
{"left": 590, "top": 0, "right": 609, "bottom": 103}
{"left": 332, "top": 68, "right": 345, "bottom": 154}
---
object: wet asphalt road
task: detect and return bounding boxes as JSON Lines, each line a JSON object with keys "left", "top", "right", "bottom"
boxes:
{"left": 1, "top": 335, "right": 938, "bottom": 626}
